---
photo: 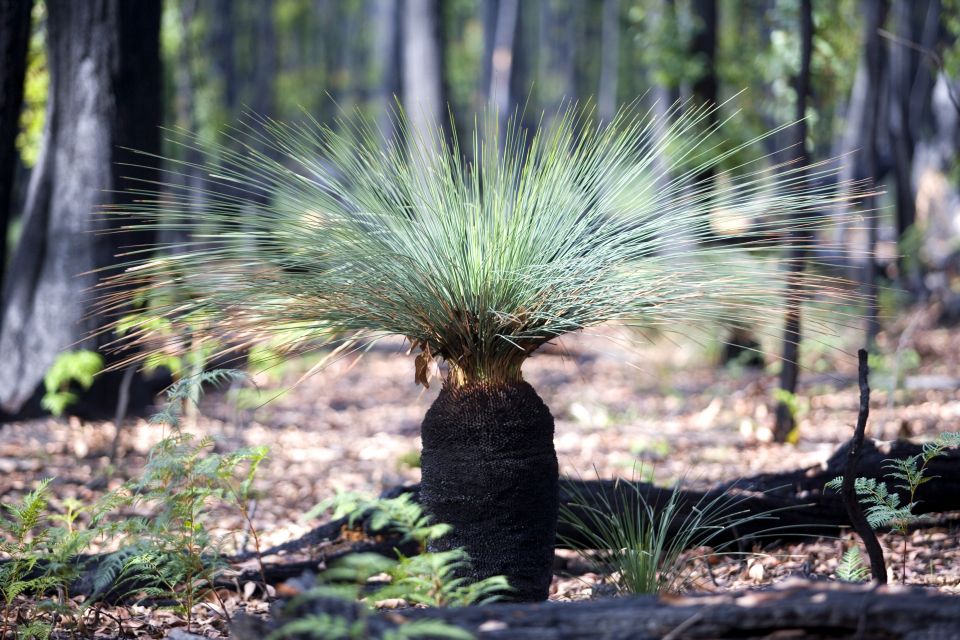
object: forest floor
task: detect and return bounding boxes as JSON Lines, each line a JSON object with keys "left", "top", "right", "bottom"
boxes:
{"left": 1, "top": 305, "right": 959, "bottom": 637}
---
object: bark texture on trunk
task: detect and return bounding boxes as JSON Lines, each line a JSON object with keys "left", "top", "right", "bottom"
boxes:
{"left": 420, "top": 381, "right": 559, "bottom": 602}
{"left": 0, "top": 0, "right": 161, "bottom": 417}
{"left": 0, "top": 0, "right": 32, "bottom": 307}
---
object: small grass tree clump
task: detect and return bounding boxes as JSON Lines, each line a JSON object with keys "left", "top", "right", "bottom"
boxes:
{"left": 98, "top": 102, "right": 867, "bottom": 601}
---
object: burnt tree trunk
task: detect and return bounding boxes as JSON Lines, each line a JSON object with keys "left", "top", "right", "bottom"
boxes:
{"left": 597, "top": 0, "right": 619, "bottom": 123}
{"left": 0, "top": 0, "right": 162, "bottom": 419}
{"left": 420, "top": 381, "right": 559, "bottom": 602}
{"left": 862, "top": 0, "right": 889, "bottom": 346}
{"left": 772, "top": 0, "right": 813, "bottom": 443}
{"left": 0, "top": 0, "right": 32, "bottom": 313}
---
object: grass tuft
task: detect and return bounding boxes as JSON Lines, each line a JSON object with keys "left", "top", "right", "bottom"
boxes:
{"left": 97, "top": 102, "right": 870, "bottom": 386}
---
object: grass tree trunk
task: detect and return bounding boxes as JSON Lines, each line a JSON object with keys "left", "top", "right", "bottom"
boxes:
{"left": 0, "top": 0, "right": 161, "bottom": 418}
{"left": 420, "top": 377, "right": 559, "bottom": 602}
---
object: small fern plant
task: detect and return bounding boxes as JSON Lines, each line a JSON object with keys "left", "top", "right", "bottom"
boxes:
{"left": 99, "top": 370, "right": 269, "bottom": 629}
{"left": 835, "top": 546, "right": 870, "bottom": 583}
{"left": 306, "top": 492, "right": 510, "bottom": 607}
{"left": 265, "top": 493, "right": 506, "bottom": 639}
{"left": 0, "top": 479, "right": 109, "bottom": 639}
{"left": 826, "top": 431, "right": 960, "bottom": 583}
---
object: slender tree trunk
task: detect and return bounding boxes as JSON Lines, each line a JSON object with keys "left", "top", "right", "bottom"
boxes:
{"left": 251, "top": 0, "right": 276, "bottom": 121}
{"left": 540, "top": 0, "right": 575, "bottom": 124}
{"left": 597, "top": 0, "right": 619, "bottom": 122}
{"left": 0, "top": 0, "right": 162, "bottom": 418}
{"left": 371, "top": 0, "right": 400, "bottom": 139}
{"left": 401, "top": 0, "right": 449, "bottom": 153}
{"left": 210, "top": 0, "right": 237, "bottom": 118}
{"left": 863, "top": 0, "right": 889, "bottom": 346}
{"left": 689, "top": 0, "right": 717, "bottom": 186}
{"left": 772, "top": 0, "right": 813, "bottom": 443}
{"left": 0, "top": 0, "right": 32, "bottom": 319}
{"left": 487, "top": 0, "right": 519, "bottom": 142}
{"left": 888, "top": 0, "right": 918, "bottom": 278}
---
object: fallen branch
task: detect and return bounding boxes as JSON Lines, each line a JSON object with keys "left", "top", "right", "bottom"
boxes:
{"left": 231, "top": 580, "right": 960, "bottom": 640}
{"left": 258, "top": 437, "right": 960, "bottom": 565}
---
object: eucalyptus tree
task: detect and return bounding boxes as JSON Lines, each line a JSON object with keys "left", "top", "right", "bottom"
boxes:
{"left": 98, "top": 104, "right": 864, "bottom": 601}
{"left": 0, "top": 0, "right": 162, "bottom": 418}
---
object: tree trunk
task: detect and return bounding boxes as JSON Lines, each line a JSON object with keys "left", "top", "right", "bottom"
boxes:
{"left": 0, "top": 0, "right": 162, "bottom": 418}
{"left": 862, "top": 0, "right": 889, "bottom": 346}
{"left": 0, "top": 0, "right": 32, "bottom": 314}
{"left": 772, "top": 0, "right": 813, "bottom": 443}
{"left": 209, "top": 0, "right": 237, "bottom": 117}
{"left": 420, "top": 381, "right": 559, "bottom": 602}
{"left": 371, "top": 0, "right": 401, "bottom": 140}
{"left": 689, "top": 0, "right": 717, "bottom": 189}
{"left": 540, "top": 0, "right": 576, "bottom": 122}
{"left": 233, "top": 582, "right": 960, "bottom": 640}
{"left": 888, "top": 0, "right": 917, "bottom": 276}
{"left": 401, "top": 0, "right": 449, "bottom": 153}
{"left": 597, "top": 0, "right": 619, "bottom": 123}
{"left": 486, "top": 0, "right": 519, "bottom": 139}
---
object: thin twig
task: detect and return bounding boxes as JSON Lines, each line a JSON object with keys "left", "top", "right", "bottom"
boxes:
{"left": 841, "top": 349, "right": 887, "bottom": 584}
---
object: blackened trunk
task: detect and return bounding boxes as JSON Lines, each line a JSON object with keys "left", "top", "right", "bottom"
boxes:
{"left": 862, "top": 0, "right": 889, "bottom": 347}
{"left": 772, "top": 0, "right": 813, "bottom": 443}
{"left": 420, "top": 381, "right": 559, "bottom": 602}
{"left": 689, "top": 0, "right": 717, "bottom": 188}
{"left": 0, "top": 0, "right": 32, "bottom": 311}
{"left": 0, "top": 0, "right": 162, "bottom": 418}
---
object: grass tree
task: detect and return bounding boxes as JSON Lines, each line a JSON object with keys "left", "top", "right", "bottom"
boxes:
{"left": 98, "top": 103, "right": 865, "bottom": 601}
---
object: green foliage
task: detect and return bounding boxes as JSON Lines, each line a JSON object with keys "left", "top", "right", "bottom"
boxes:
{"left": 0, "top": 479, "right": 97, "bottom": 638}
{"left": 101, "top": 102, "right": 864, "bottom": 388}
{"left": 558, "top": 470, "right": 780, "bottom": 595}
{"left": 17, "top": 0, "right": 47, "bottom": 169}
{"left": 266, "top": 492, "right": 510, "bottom": 638}
{"left": 835, "top": 546, "right": 869, "bottom": 583}
{"left": 307, "top": 492, "right": 510, "bottom": 607}
{"left": 40, "top": 350, "right": 104, "bottom": 416}
{"left": 396, "top": 450, "right": 422, "bottom": 471}
{"left": 100, "top": 370, "right": 268, "bottom": 626}
{"left": 826, "top": 432, "right": 960, "bottom": 534}
{"left": 826, "top": 432, "right": 960, "bottom": 582}
{"left": 2, "top": 371, "right": 273, "bottom": 633}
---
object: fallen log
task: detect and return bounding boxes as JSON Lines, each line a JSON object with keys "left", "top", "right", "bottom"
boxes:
{"left": 261, "top": 437, "right": 960, "bottom": 562}
{"left": 231, "top": 580, "right": 960, "bottom": 640}
{"left": 54, "top": 436, "right": 960, "bottom": 598}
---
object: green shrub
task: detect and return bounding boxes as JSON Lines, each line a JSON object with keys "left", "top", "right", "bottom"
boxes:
{"left": 826, "top": 431, "right": 960, "bottom": 582}
{"left": 40, "top": 350, "right": 104, "bottom": 416}
{"left": 307, "top": 492, "right": 510, "bottom": 607}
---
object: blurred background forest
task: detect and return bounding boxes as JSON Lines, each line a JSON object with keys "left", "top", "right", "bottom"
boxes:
{"left": 0, "top": 0, "right": 959, "bottom": 425}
